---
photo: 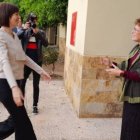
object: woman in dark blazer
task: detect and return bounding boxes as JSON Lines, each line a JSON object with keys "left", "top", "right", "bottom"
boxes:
{"left": 103, "top": 18, "right": 140, "bottom": 140}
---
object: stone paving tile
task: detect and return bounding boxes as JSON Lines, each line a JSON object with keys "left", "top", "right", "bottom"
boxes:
{"left": 0, "top": 80, "right": 121, "bottom": 140}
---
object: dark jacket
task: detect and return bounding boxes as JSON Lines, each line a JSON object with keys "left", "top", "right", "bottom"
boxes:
{"left": 18, "top": 28, "right": 48, "bottom": 63}
{"left": 118, "top": 44, "right": 140, "bottom": 103}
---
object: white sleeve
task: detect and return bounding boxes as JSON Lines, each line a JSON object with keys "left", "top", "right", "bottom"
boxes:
{"left": 0, "top": 43, "right": 17, "bottom": 88}
{"left": 25, "top": 56, "right": 44, "bottom": 74}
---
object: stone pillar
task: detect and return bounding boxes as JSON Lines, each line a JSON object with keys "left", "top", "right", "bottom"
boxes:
{"left": 64, "top": 0, "right": 140, "bottom": 117}
{"left": 58, "top": 23, "right": 66, "bottom": 57}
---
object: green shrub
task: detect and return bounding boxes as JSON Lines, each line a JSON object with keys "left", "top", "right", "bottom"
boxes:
{"left": 43, "top": 46, "right": 59, "bottom": 73}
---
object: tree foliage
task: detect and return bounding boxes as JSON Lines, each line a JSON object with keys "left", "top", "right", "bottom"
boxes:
{"left": 2, "top": 0, "right": 68, "bottom": 28}
{"left": 45, "top": 0, "right": 68, "bottom": 26}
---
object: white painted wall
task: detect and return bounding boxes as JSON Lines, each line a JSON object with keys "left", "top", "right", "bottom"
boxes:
{"left": 67, "top": 0, "right": 140, "bottom": 57}
{"left": 85, "top": 0, "right": 140, "bottom": 56}
{"left": 66, "top": 0, "right": 88, "bottom": 54}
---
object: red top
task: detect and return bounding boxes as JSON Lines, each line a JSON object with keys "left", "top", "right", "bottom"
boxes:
{"left": 27, "top": 42, "right": 37, "bottom": 49}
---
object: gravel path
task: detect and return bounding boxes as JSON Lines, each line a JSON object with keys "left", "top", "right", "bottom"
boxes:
{"left": 0, "top": 80, "right": 121, "bottom": 140}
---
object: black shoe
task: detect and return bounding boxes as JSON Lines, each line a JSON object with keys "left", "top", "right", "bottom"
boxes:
{"left": 33, "top": 106, "right": 38, "bottom": 114}
{"left": 0, "top": 116, "right": 15, "bottom": 140}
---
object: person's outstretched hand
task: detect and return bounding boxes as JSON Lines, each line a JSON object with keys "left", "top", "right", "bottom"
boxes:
{"left": 41, "top": 71, "right": 51, "bottom": 82}
{"left": 105, "top": 68, "right": 123, "bottom": 76}
{"left": 12, "top": 86, "right": 24, "bottom": 107}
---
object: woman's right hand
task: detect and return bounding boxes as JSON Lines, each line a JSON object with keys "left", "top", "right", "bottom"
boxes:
{"left": 12, "top": 86, "right": 24, "bottom": 107}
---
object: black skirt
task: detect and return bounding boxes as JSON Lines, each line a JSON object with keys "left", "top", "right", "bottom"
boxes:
{"left": 120, "top": 101, "right": 140, "bottom": 140}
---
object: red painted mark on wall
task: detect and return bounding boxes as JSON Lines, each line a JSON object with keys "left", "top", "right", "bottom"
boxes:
{"left": 70, "top": 12, "right": 77, "bottom": 46}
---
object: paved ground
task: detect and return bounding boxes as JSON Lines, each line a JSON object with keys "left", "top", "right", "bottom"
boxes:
{"left": 0, "top": 79, "right": 121, "bottom": 140}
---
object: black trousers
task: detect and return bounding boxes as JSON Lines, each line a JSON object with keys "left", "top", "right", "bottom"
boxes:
{"left": 0, "top": 79, "right": 37, "bottom": 140}
{"left": 120, "top": 102, "right": 140, "bottom": 140}
{"left": 20, "top": 62, "right": 42, "bottom": 107}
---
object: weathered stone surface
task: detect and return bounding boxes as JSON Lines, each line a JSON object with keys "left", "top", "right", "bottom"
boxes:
{"left": 59, "top": 37, "right": 66, "bottom": 57}
{"left": 64, "top": 47, "right": 125, "bottom": 117}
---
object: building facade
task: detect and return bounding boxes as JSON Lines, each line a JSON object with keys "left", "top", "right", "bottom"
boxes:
{"left": 64, "top": 0, "right": 140, "bottom": 117}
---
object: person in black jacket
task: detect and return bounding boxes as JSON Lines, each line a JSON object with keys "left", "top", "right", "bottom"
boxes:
{"left": 19, "top": 13, "right": 48, "bottom": 114}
